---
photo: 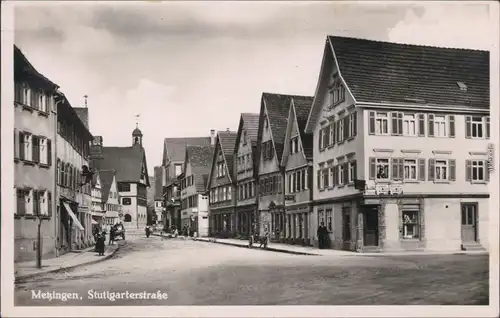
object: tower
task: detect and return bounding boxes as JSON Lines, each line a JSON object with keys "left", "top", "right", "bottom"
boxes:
{"left": 132, "top": 114, "right": 143, "bottom": 146}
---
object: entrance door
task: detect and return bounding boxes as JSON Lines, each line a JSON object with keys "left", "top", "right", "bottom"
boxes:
{"left": 363, "top": 206, "right": 379, "bottom": 246}
{"left": 461, "top": 203, "right": 478, "bottom": 243}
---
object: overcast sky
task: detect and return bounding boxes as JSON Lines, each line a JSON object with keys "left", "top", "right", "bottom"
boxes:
{"left": 14, "top": 1, "right": 493, "bottom": 174}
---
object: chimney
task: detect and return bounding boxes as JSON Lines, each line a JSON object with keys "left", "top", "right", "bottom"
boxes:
{"left": 210, "top": 129, "right": 216, "bottom": 146}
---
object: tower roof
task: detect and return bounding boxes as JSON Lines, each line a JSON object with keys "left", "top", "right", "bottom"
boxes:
{"left": 132, "top": 127, "right": 143, "bottom": 136}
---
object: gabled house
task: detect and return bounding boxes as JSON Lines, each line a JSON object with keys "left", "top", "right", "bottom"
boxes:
{"left": 161, "top": 134, "right": 213, "bottom": 231}
{"left": 99, "top": 169, "right": 122, "bottom": 226}
{"left": 281, "top": 96, "right": 314, "bottom": 246}
{"left": 179, "top": 145, "right": 214, "bottom": 236}
{"left": 233, "top": 113, "right": 260, "bottom": 239}
{"left": 90, "top": 126, "right": 150, "bottom": 229}
{"left": 207, "top": 130, "right": 238, "bottom": 237}
{"left": 305, "top": 35, "right": 490, "bottom": 252}
{"left": 90, "top": 170, "right": 105, "bottom": 226}
{"left": 256, "top": 92, "right": 313, "bottom": 241}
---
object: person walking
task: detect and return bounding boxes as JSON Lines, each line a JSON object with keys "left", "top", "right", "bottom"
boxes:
{"left": 95, "top": 231, "right": 106, "bottom": 256}
{"left": 109, "top": 224, "right": 116, "bottom": 245}
{"left": 317, "top": 222, "right": 328, "bottom": 249}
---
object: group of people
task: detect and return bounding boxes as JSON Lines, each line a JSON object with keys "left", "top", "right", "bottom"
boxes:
{"left": 248, "top": 227, "right": 270, "bottom": 249}
{"left": 246, "top": 222, "right": 330, "bottom": 249}
{"left": 93, "top": 223, "right": 122, "bottom": 256}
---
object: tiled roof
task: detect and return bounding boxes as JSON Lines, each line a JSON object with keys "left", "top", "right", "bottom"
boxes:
{"left": 186, "top": 145, "right": 214, "bottom": 192}
{"left": 95, "top": 146, "right": 148, "bottom": 184}
{"left": 217, "top": 130, "right": 238, "bottom": 181}
{"left": 14, "top": 45, "right": 59, "bottom": 90}
{"left": 328, "top": 35, "right": 489, "bottom": 108}
{"left": 292, "top": 97, "right": 314, "bottom": 159}
{"left": 99, "top": 169, "right": 116, "bottom": 203}
{"left": 153, "top": 166, "right": 163, "bottom": 200}
{"left": 262, "top": 92, "right": 313, "bottom": 161}
{"left": 241, "top": 113, "right": 260, "bottom": 146}
{"left": 163, "top": 137, "right": 211, "bottom": 164}
{"left": 73, "top": 108, "right": 89, "bottom": 130}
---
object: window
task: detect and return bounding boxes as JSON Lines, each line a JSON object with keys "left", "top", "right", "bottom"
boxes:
{"left": 338, "top": 164, "right": 344, "bottom": 185}
{"left": 434, "top": 115, "right": 447, "bottom": 137}
{"left": 329, "top": 81, "right": 345, "bottom": 105}
{"left": 118, "top": 183, "right": 130, "bottom": 192}
{"left": 348, "top": 112, "right": 357, "bottom": 138}
{"left": 23, "top": 84, "right": 31, "bottom": 106}
{"left": 348, "top": 160, "right": 356, "bottom": 183}
{"left": 39, "top": 137, "right": 48, "bottom": 165}
{"left": 227, "top": 187, "right": 232, "bottom": 200}
{"left": 174, "top": 164, "right": 182, "bottom": 177}
{"left": 435, "top": 160, "right": 448, "bottom": 181}
{"left": 404, "top": 159, "right": 417, "bottom": 181}
{"left": 471, "top": 160, "right": 485, "bottom": 181}
{"left": 403, "top": 114, "right": 416, "bottom": 136}
{"left": 317, "top": 165, "right": 324, "bottom": 190}
{"left": 376, "top": 158, "right": 390, "bottom": 180}
{"left": 38, "top": 190, "right": 49, "bottom": 216}
{"left": 375, "top": 112, "right": 389, "bottom": 135}
{"left": 471, "top": 116, "right": 484, "bottom": 138}
{"left": 25, "top": 189, "right": 33, "bottom": 215}
{"left": 23, "top": 133, "right": 32, "bottom": 161}
{"left": 318, "top": 210, "right": 325, "bottom": 226}
{"left": 402, "top": 210, "right": 419, "bottom": 239}
{"left": 242, "top": 130, "right": 247, "bottom": 145}
{"left": 290, "top": 137, "right": 299, "bottom": 154}
{"left": 39, "top": 91, "right": 47, "bottom": 113}
{"left": 325, "top": 208, "right": 333, "bottom": 232}
{"left": 122, "top": 198, "right": 132, "bottom": 205}
{"left": 338, "top": 119, "right": 344, "bottom": 143}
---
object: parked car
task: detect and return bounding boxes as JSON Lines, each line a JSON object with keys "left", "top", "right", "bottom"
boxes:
{"left": 114, "top": 223, "right": 125, "bottom": 240}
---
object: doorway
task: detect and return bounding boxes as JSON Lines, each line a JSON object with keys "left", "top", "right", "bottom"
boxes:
{"left": 461, "top": 203, "right": 478, "bottom": 243}
{"left": 363, "top": 206, "right": 379, "bottom": 247}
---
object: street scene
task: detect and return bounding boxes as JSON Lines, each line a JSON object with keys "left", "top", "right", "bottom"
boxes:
{"left": 15, "top": 231, "right": 488, "bottom": 306}
{"left": 5, "top": 1, "right": 497, "bottom": 316}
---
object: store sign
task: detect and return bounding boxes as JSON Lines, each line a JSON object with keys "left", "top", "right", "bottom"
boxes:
{"left": 487, "top": 143, "right": 495, "bottom": 172}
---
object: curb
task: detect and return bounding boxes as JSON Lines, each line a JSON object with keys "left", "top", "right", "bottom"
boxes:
{"left": 194, "top": 238, "right": 319, "bottom": 256}
{"left": 15, "top": 243, "right": 122, "bottom": 283}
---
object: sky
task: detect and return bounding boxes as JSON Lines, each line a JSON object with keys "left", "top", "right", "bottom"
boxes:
{"left": 13, "top": 1, "right": 494, "bottom": 175}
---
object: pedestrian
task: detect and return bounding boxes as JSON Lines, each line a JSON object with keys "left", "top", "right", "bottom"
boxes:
{"left": 248, "top": 232, "right": 254, "bottom": 249}
{"left": 317, "top": 222, "right": 328, "bottom": 249}
{"left": 95, "top": 231, "right": 106, "bottom": 256}
{"left": 259, "top": 227, "right": 269, "bottom": 249}
{"left": 109, "top": 224, "right": 116, "bottom": 245}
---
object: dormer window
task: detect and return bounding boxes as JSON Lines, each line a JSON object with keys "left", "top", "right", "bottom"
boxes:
{"left": 457, "top": 81, "right": 467, "bottom": 92}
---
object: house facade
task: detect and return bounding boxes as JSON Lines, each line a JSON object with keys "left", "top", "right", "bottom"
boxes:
{"left": 233, "top": 113, "right": 260, "bottom": 238}
{"left": 99, "top": 169, "right": 122, "bottom": 226}
{"left": 179, "top": 145, "right": 214, "bottom": 236}
{"left": 90, "top": 127, "right": 150, "bottom": 229}
{"left": 207, "top": 130, "right": 238, "bottom": 237}
{"left": 305, "top": 35, "right": 491, "bottom": 252}
{"left": 56, "top": 92, "right": 94, "bottom": 253}
{"left": 13, "top": 46, "right": 59, "bottom": 262}
{"left": 256, "top": 93, "right": 312, "bottom": 241}
{"left": 161, "top": 134, "right": 213, "bottom": 230}
{"left": 281, "top": 97, "right": 315, "bottom": 246}
{"left": 91, "top": 170, "right": 105, "bottom": 226}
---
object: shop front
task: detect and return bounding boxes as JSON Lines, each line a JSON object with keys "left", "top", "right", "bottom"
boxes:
{"left": 234, "top": 204, "right": 257, "bottom": 239}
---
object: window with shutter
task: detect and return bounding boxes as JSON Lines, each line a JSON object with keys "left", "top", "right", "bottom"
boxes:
{"left": 14, "top": 128, "right": 19, "bottom": 160}
{"left": 352, "top": 112, "right": 357, "bottom": 137}
{"left": 19, "top": 131, "right": 25, "bottom": 160}
{"left": 368, "top": 111, "right": 376, "bottom": 135}
{"left": 317, "top": 169, "right": 322, "bottom": 189}
{"left": 391, "top": 112, "right": 399, "bottom": 135}
{"left": 343, "top": 162, "right": 349, "bottom": 184}
{"left": 369, "top": 157, "right": 376, "bottom": 180}
{"left": 428, "top": 159, "right": 436, "bottom": 181}
{"left": 397, "top": 113, "right": 403, "bottom": 135}
{"left": 486, "top": 116, "right": 490, "bottom": 139}
{"left": 418, "top": 158, "right": 426, "bottom": 181}
{"left": 398, "top": 158, "right": 404, "bottom": 180}
{"left": 48, "top": 191, "right": 52, "bottom": 217}
{"left": 449, "top": 159, "right": 456, "bottom": 181}
{"left": 428, "top": 114, "right": 435, "bottom": 137}
{"left": 465, "top": 116, "right": 472, "bottom": 138}
{"left": 391, "top": 158, "right": 399, "bottom": 180}
{"left": 32, "top": 135, "right": 40, "bottom": 163}
{"left": 418, "top": 114, "right": 425, "bottom": 136}
{"left": 449, "top": 115, "right": 456, "bottom": 138}
{"left": 16, "top": 189, "right": 26, "bottom": 216}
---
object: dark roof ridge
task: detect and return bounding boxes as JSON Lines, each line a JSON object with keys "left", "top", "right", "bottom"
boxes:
{"left": 327, "top": 35, "right": 490, "bottom": 53}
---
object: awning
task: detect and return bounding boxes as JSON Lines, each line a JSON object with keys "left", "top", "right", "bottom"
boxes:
{"left": 91, "top": 219, "right": 98, "bottom": 225}
{"left": 63, "top": 202, "right": 85, "bottom": 231}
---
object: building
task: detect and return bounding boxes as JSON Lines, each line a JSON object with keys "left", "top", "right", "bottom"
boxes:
{"left": 99, "top": 169, "right": 122, "bottom": 226}
{"left": 281, "top": 97, "right": 315, "bottom": 246}
{"left": 256, "top": 93, "right": 312, "bottom": 241}
{"left": 56, "top": 91, "right": 94, "bottom": 252}
{"left": 13, "top": 45, "right": 59, "bottom": 262}
{"left": 207, "top": 130, "right": 238, "bottom": 237}
{"left": 90, "top": 126, "right": 150, "bottom": 229}
{"left": 153, "top": 166, "right": 164, "bottom": 226}
{"left": 90, "top": 170, "right": 105, "bottom": 227}
{"left": 161, "top": 135, "right": 213, "bottom": 230}
{"left": 233, "top": 113, "right": 260, "bottom": 239}
{"left": 179, "top": 145, "right": 214, "bottom": 236}
{"left": 304, "top": 35, "right": 490, "bottom": 252}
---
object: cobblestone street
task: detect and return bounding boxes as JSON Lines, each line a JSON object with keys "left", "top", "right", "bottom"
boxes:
{"left": 15, "top": 232, "right": 489, "bottom": 306}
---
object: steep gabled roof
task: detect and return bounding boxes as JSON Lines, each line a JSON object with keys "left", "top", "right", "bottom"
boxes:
{"left": 306, "top": 35, "right": 489, "bottom": 132}
{"left": 14, "top": 45, "right": 59, "bottom": 91}
{"left": 162, "top": 137, "right": 211, "bottom": 165}
{"left": 153, "top": 166, "right": 163, "bottom": 200}
{"left": 185, "top": 145, "right": 214, "bottom": 193}
{"left": 207, "top": 130, "right": 238, "bottom": 188}
{"left": 240, "top": 113, "right": 260, "bottom": 146}
{"left": 95, "top": 146, "right": 150, "bottom": 186}
{"left": 292, "top": 96, "right": 314, "bottom": 159}
{"left": 328, "top": 35, "right": 489, "bottom": 108}
{"left": 99, "top": 169, "right": 116, "bottom": 203}
{"left": 261, "top": 92, "right": 313, "bottom": 163}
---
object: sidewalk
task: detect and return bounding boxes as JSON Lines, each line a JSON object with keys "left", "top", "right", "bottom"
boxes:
{"left": 194, "top": 237, "right": 489, "bottom": 257}
{"left": 15, "top": 242, "right": 122, "bottom": 283}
